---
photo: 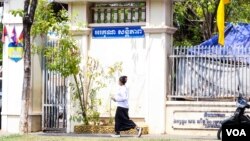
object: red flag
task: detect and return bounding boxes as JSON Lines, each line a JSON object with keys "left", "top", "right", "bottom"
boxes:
{"left": 18, "top": 30, "right": 23, "bottom": 44}
{"left": 1, "top": 26, "right": 8, "bottom": 43}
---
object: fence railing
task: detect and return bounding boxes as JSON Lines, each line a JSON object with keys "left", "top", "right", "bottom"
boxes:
{"left": 91, "top": 2, "right": 146, "bottom": 23}
{"left": 169, "top": 46, "right": 250, "bottom": 101}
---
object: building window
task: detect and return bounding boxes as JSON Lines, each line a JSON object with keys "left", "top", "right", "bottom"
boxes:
{"left": 90, "top": 1, "right": 146, "bottom": 24}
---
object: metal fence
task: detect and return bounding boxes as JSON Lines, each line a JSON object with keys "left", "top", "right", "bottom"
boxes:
{"left": 43, "top": 38, "right": 67, "bottom": 132}
{"left": 169, "top": 46, "right": 250, "bottom": 101}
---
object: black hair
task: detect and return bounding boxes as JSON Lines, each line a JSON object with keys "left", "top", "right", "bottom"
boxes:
{"left": 119, "top": 76, "right": 127, "bottom": 85}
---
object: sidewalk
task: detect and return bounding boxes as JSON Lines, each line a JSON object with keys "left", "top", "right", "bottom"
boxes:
{"left": 34, "top": 132, "right": 219, "bottom": 141}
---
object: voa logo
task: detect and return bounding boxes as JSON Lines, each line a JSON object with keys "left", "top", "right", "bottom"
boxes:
{"left": 226, "top": 129, "right": 246, "bottom": 136}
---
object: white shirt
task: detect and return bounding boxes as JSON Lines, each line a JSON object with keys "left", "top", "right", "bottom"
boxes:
{"left": 114, "top": 85, "right": 129, "bottom": 108}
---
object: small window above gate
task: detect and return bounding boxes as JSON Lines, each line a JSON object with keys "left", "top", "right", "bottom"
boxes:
{"left": 89, "top": 1, "right": 146, "bottom": 25}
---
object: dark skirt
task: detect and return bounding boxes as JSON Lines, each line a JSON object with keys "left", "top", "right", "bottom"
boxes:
{"left": 115, "top": 106, "right": 136, "bottom": 132}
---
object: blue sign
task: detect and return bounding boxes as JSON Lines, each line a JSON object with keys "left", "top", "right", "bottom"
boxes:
{"left": 92, "top": 26, "right": 145, "bottom": 39}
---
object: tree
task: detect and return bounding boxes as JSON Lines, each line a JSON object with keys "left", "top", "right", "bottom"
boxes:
{"left": 19, "top": 0, "right": 38, "bottom": 133}
{"left": 10, "top": 0, "right": 69, "bottom": 133}
{"left": 173, "top": 0, "right": 250, "bottom": 46}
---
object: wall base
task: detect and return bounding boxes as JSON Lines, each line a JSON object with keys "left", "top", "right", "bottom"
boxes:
{"left": 166, "top": 101, "right": 237, "bottom": 136}
{"left": 1, "top": 115, "right": 20, "bottom": 133}
{"left": 1, "top": 114, "right": 42, "bottom": 133}
{"left": 30, "top": 115, "right": 42, "bottom": 132}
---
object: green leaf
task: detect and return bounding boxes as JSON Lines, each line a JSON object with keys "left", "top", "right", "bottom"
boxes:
{"left": 9, "top": 9, "right": 24, "bottom": 17}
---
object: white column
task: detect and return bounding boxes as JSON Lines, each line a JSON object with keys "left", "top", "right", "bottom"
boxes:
{"left": 143, "top": 0, "right": 176, "bottom": 134}
{"left": 1, "top": 0, "right": 25, "bottom": 133}
{"left": 67, "top": 2, "right": 91, "bottom": 133}
{"left": 66, "top": 30, "right": 90, "bottom": 133}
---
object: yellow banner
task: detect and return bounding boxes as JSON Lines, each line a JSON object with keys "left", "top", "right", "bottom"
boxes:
{"left": 8, "top": 46, "right": 23, "bottom": 61}
{"left": 217, "top": 0, "right": 230, "bottom": 46}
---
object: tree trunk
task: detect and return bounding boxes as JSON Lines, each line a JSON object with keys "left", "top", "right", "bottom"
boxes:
{"left": 20, "top": 23, "right": 31, "bottom": 134}
{"left": 201, "top": 0, "right": 220, "bottom": 40}
{"left": 19, "top": 0, "right": 38, "bottom": 134}
{"left": 73, "top": 75, "right": 88, "bottom": 125}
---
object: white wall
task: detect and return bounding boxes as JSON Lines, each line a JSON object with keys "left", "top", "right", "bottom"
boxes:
{"left": 67, "top": 0, "right": 176, "bottom": 134}
{"left": 89, "top": 38, "right": 146, "bottom": 118}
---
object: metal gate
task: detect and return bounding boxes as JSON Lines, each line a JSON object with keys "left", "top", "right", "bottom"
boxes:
{"left": 42, "top": 39, "right": 67, "bottom": 132}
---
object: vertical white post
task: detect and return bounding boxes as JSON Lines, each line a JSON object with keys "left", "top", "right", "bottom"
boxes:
{"left": 143, "top": 0, "right": 176, "bottom": 134}
{"left": 1, "top": 0, "right": 25, "bottom": 133}
{"left": 67, "top": 2, "right": 91, "bottom": 133}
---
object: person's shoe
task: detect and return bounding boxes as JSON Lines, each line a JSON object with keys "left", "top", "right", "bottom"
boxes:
{"left": 136, "top": 127, "right": 143, "bottom": 137}
{"left": 111, "top": 134, "right": 121, "bottom": 138}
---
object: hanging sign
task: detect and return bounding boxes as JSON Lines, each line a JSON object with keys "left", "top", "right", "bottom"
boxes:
{"left": 8, "top": 26, "right": 24, "bottom": 62}
{"left": 92, "top": 26, "right": 145, "bottom": 39}
{"left": 8, "top": 42, "right": 23, "bottom": 62}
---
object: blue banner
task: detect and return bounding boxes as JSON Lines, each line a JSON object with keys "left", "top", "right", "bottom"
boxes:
{"left": 92, "top": 26, "right": 145, "bottom": 39}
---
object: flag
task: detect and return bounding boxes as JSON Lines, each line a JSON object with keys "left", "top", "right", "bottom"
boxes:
{"left": 11, "top": 26, "right": 17, "bottom": 44}
{"left": 1, "top": 26, "right": 8, "bottom": 43}
{"left": 8, "top": 28, "right": 24, "bottom": 63}
{"left": 217, "top": 0, "right": 230, "bottom": 46}
{"left": 18, "top": 30, "right": 23, "bottom": 44}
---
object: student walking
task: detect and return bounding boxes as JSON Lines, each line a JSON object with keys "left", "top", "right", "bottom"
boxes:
{"left": 111, "top": 76, "right": 142, "bottom": 138}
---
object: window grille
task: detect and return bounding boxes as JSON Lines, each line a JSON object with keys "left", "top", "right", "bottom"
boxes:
{"left": 90, "top": 2, "right": 146, "bottom": 24}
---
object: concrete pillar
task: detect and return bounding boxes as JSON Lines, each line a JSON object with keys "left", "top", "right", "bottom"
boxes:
{"left": 143, "top": 0, "right": 176, "bottom": 134}
{"left": 1, "top": 0, "right": 24, "bottom": 133}
{"left": 67, "top": 2, "right": 91, "bottom": 133}
{"left": 1, "top": 0, "right": 43, "bottom": 133}
{"left": 29, "top": 37, "right": 43, "bottom": 132}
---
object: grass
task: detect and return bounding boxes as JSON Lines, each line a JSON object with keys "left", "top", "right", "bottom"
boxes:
{"left": 0, "top": 134, "right": 218, "bottom": 141}
{"left": 0, "top": 135, "right": 174, "bottom": 141}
